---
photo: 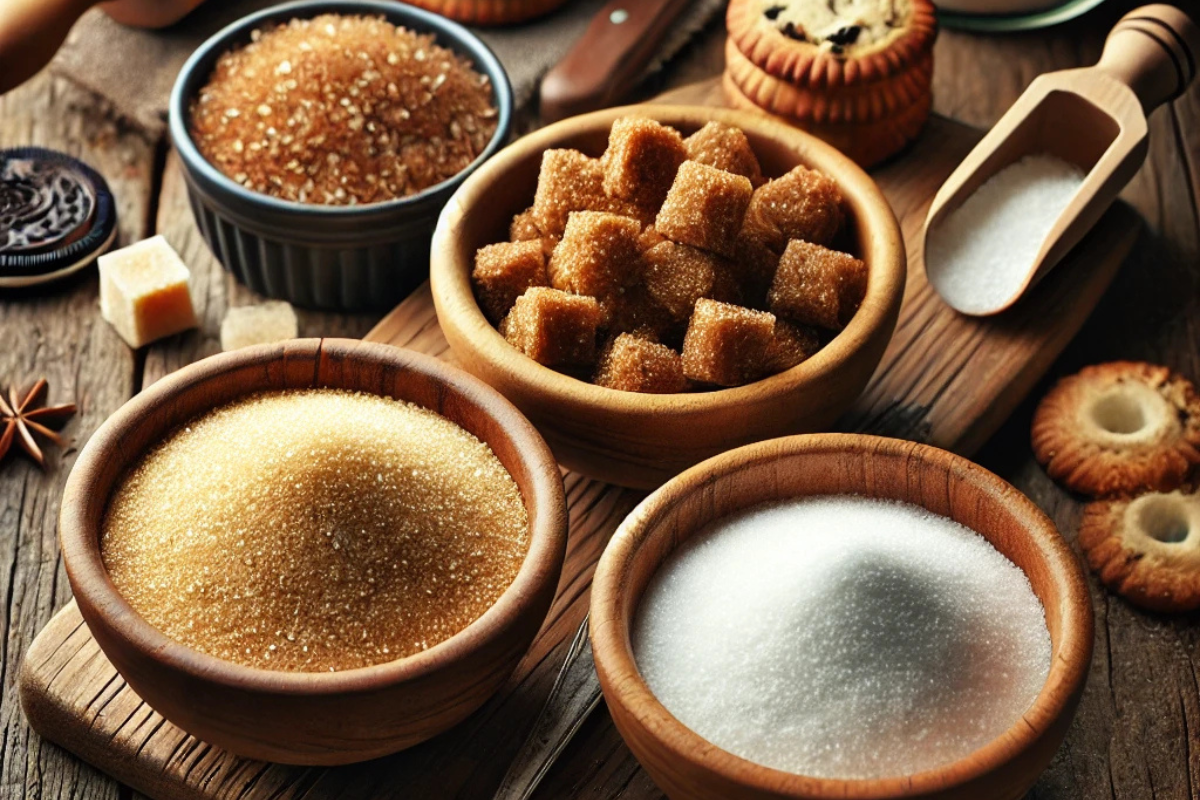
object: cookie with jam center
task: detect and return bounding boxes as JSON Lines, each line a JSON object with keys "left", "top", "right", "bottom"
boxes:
{"left": 0, "top": 147, "right": 117, "bottom": 288}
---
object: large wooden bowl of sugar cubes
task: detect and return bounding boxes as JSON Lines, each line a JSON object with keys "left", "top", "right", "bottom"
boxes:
{"left": 590, "top": 433, "right": 1094, "bottom": 800}
{"left": 54, "top": 338, "right": 567, "bottom": 765}
{"left": 430, "top": 105, "right": 906, "bottom": 489}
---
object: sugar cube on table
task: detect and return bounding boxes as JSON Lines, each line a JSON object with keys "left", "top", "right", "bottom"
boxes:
{"left": 503, "top": 287, "right": 604, "bottom": 367}
{"left": 768, "top": 240, "right": 867, "bottom": 331}
{"left": 594, "top": 333, "right": 688, "bottom": 394}
{"left": 656, "top": 161, "right": 753, "bottom": 257}
{"left": 98, "top": 235, "right": 198, "bottom": 349}
{"left": 220, "top": 301, "right": 299, "bottom": 352}
{"left": 681, "top": 298, "right": 775, "bottom": 387}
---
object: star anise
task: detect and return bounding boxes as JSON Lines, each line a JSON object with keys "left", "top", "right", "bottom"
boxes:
{"left": 0, "top": 378, "right": 76, "bottom": 469}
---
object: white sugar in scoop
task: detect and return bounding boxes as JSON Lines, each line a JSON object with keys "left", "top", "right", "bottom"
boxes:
{"left": 925, "top": 155, "right": 1084, "bottom": 315}
{"left": 632, "top": 495, "right": 1051, "bottom": 780}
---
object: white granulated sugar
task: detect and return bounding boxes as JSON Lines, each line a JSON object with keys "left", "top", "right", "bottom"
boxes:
{"left": 926, "top": 154, "right": 1085, "bottom": 315}
{"left": 632, "top": 495, "right": 1051, "bottom": 780}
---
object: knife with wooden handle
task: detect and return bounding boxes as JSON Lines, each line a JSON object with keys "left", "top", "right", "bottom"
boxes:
{"left": 539, "top": 0, "right": 699, "bottom": 122}
{"left": 492, "top": 617, "right": 603, "bottom": 800}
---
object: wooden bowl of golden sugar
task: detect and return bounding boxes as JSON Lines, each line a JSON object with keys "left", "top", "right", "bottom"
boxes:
{"left": 58, "top": 339, "right": 567, "bottom": 765}
{"left": 430, "top": 105, "right": 906, "bottom": 490}
{"left": 590, "top": 433, "right": 1094, "bottom": 800}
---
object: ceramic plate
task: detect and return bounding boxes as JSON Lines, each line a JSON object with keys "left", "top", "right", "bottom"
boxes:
{"left": 939, "top": 0, "right": 1108, "bottom": 32}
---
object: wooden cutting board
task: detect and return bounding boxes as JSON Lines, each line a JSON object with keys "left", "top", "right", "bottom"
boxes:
{"left": 19, "top": 80, "right": 1140, "bottom": 800}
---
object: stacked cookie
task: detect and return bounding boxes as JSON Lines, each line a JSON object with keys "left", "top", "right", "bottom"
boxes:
{"left": 723, "top": 0, "right": 938, "bottom": 167}
{"left": 404, "top": 0, "right": 568, "bottom": 25}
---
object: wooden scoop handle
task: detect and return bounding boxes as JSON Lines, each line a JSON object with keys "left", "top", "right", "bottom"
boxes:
{"left": 1097, "top": 4, "right": 1200, "bottom": 113}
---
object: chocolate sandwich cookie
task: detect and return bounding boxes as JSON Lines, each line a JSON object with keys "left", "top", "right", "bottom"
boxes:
{"left": 0, "top": 147, "right": 117, "bottom": 288}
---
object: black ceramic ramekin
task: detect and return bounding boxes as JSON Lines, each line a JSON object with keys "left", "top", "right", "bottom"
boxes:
{"left": 169, "top": 0, "right": 513, "bottom": 311}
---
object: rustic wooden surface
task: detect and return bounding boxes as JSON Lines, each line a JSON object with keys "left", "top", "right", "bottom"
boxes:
{"left": 2, "top": 1, "right": 1198, "bottom": 798}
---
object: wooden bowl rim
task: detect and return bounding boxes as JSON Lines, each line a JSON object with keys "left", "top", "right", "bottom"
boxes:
{"left": 59, "top": 338, "right": 567, "bottom": 696}
{"left": 590, "top": 433, "right": 1094, "bottom": 798}
{"left": 430, "top": 103, "right": 906, "bottom": 415}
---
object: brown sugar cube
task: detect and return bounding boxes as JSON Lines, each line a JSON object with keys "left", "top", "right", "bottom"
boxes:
{"left": 748, "top": 165, "right": 844, "bottom": 248}
{"left": 594, "top": 333, "right": 689, "bottom": 394}
{"left": 503, "top": 287, "right": 603, "bottom": 367}
{"left": 732, "top": 228, "right": 782, "bottom": 308}
{"left": 531, "top": 149, "right": 651, "bottom": 238}
{"left": 768, "top": 240, "right": 867, "bottom": 330}
{"left": 472, "top": 240, "right": 549, "bottom": 323}
{"left": 510, "top": 207, "right": 542, "bottom": 242}
{"left": 602, "top": 117, "right": 688, "bottom": 209}
{"left": 638, "top": 224, "right": 665, "bottom": 252}
{"left": 765, "top": 321, "right": 822, "bottom": 374}
{"left": 603, "top": 285, "right": 677, "bottom": 343}
{"left": 643, "top": 241, "right": 741, "bottom": 323}
{"left": 547, "top": 211, "right": 642, "bottom": 299}
{"left": 681, "top": 298, "right": 775, "bottom": 387}
{"left": 656, "top": 161, "right": 753, "bottom": 257}
{"left": 684, "top": 121, "right": 764, "bottom": 186}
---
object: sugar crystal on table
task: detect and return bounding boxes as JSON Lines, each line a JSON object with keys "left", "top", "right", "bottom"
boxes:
{"left": 656, "top": 161, "right": 753, "bottom": 257}
{"left": 643, "top": 240, "right": 740, "bottom": 322}
{"left": 633, "top": 496, "right": 1051, "bottom": 780}
{"left": 100, "top": 388, "right": 529, "bottom": 673}
{"left": 503, "top": 287, "right": 603, "bottom": 366}
{"left": 472, "top": 240, "right": 548, "bottom": 323}
{"left": 768, "top": 239, "right": 867, "bottom": 330}
{"left": 594, "top": 334, "right": 688, "bottom": 394}
{"left": 219, "top": 300, "right": 298, "bottom": 352}
{"left": 189, "top": 14, "right": 498, "bottom": 206}
{"left": 602, "top": 117, "right": 689, "bottom": 209}
{"left": 684, "top": 121, "right": 763, "bottom": 186}
{"left": 681, "top": 298, "right": 775, "bottom": 386}
{"left": 747, "top": 165, "right": 844, "bottom": 250}
{"left": 98, "top": 235, "right": 199, "bottom": 349}
{"left": 547, "top": 211, "right": 641, "bottom": 299}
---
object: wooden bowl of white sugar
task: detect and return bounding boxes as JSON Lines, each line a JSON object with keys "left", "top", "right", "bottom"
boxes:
{"left": 590, "top": 433, "right": 1093, "bottom": 800}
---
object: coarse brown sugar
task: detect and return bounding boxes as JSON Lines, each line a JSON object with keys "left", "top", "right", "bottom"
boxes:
{"left": 547, "top": 211, "right": 641, "bottom": 299}
{"left": 768, "top": 239, "right": 867, "bottom": 330}
{"left": 189, "top": 14, "right": 498, "bottom": 206}
{"left": 681, "top": 298, "right": 776, "bottom": 387}
{"left": 594, "top": 334, "right": 688, "bottom": 394}
{"left": 472, "top": 240, "right": 548, "bottom": 323}
{"left": 100, "top": 389, "right": 529, "bottom": 673}
{"left": 656, "top": 161, "right": 753, "bottom": 257}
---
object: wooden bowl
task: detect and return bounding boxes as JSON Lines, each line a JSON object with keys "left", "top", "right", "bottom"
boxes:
{"left": 58, "top": 338, "right": 567, "bottom": 765}
{"left": 430, "top": 105, "right": 906, "bottom": 490}
{"left": 590, "top": 433, "right": 1093, "bottom": 800}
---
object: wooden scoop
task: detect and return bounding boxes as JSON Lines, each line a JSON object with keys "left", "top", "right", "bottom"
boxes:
{"left": 922, "top": 4, "right": 1199, "bottom": 316}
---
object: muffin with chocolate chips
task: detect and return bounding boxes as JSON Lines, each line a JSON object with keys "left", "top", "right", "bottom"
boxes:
{"left": 724, "top": 0, "right": 938, "bottom": 167}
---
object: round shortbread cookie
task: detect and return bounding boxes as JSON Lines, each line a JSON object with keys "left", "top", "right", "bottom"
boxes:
{"left": 1032, "top": 362, "right": 1200, "bottom": 497}
{"left": 1079, "top": 490, "right": 1200, "bottom": 612}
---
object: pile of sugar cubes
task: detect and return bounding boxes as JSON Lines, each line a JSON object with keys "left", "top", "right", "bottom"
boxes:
{"left": 471, "top": 117, "right": 868, "bottom": 393}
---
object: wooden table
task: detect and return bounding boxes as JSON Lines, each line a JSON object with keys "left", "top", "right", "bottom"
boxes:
{"left": 2, "top": 2, "right": 1198, "bottom": 798}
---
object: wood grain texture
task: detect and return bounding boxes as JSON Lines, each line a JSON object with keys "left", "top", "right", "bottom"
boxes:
{"left": 0, "top": 72, "right": 153, "bottom": 800}
{"left": 4, "top": 1, "right": 1199, "bottom": 798}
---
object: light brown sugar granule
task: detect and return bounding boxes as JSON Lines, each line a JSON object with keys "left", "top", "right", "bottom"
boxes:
{"left": 100, "top": 389, "right": 529, "bottom": 673}
{"left": 189, "top": 15, "right": 498, "bottom": 205}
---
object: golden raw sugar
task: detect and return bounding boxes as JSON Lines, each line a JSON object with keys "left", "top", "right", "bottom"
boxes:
{"left": 100, "top": 388, "right": 529, "bottom": 673}
{"left": 190, "top": 14, "right": 498, "bottom": 205}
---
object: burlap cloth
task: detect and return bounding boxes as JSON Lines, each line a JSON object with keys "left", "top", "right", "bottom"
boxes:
{"left": 51, "top": 0, "right": 725, "bottom": 134}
